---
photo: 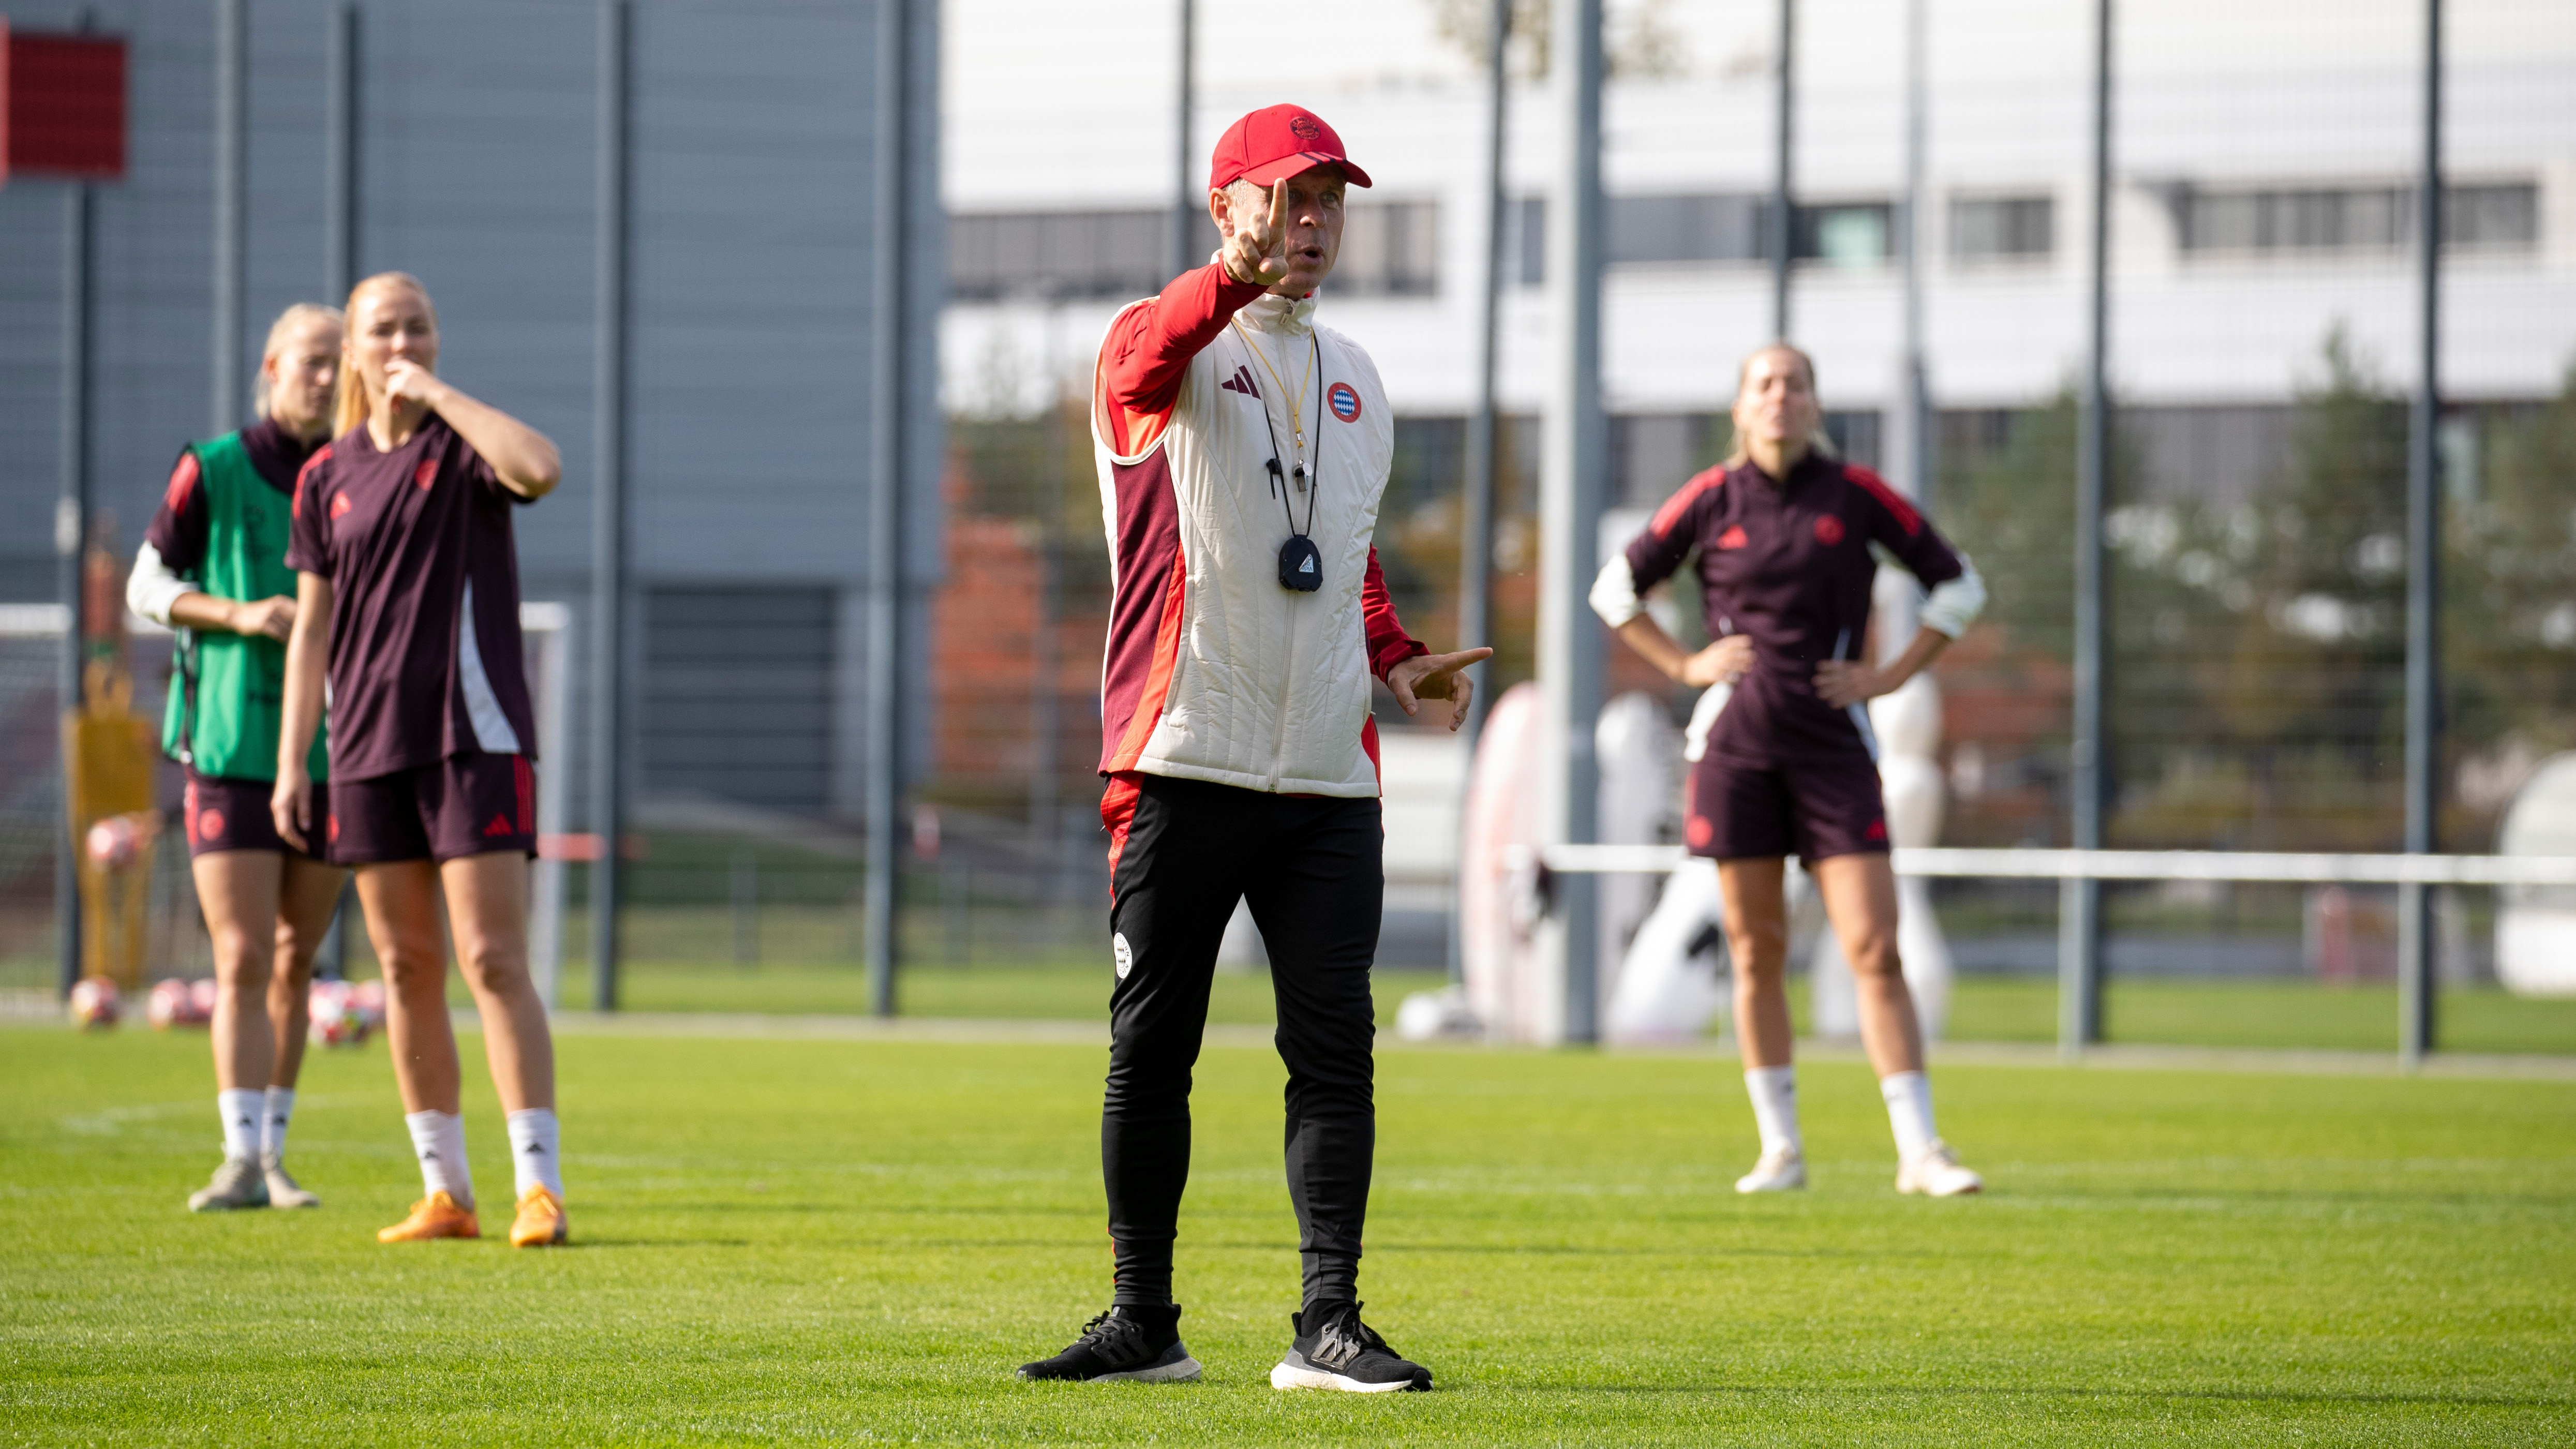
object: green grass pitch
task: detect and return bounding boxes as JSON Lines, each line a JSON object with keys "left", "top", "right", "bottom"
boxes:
{"left": 4, "top": 1023, "right": 2571, "bottom": 1445}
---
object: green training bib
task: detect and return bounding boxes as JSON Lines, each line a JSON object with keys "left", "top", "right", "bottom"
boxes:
{"left": 158, "top": 431, "right": 330, "bottom": 782}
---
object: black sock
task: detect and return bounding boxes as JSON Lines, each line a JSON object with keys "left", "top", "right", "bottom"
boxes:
{"left": 1111, "top": 1239, "right": 1174, "bottom": 1309}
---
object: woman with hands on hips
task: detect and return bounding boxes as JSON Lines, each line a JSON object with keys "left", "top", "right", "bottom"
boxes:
{"left": 1590, "top": 341, "right": 1990, "bottom": 1198}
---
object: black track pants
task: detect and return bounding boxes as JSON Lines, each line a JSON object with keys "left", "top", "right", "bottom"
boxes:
{"left": 1102, "top": 773, "right": 1382, "bottom": 1311}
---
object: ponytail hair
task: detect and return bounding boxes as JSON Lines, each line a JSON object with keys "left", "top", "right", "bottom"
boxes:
{"left": 251, "top": 303, "right": 345, "bottom": 416}
{"left": 1722, "top": 340, "right": 1833, "bottom": 467}
{"left": 331, "top": 272, "right": 438, "bottom": 439}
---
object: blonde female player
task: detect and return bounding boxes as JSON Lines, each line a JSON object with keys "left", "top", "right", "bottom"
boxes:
{"left": 1590, "top": 342, "right": 1989, "bottom": 1197}
{"left": 129, "top": 303, "right": 350, "bottom": 1212}
{"left": 273, "top": 272, "right": 571, "bottom": 1246}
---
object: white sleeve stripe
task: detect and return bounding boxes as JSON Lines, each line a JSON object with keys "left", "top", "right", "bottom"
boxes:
{"left": 1589, "top": 554, "right": 1645, "bottom": 629}
{"left": 1919, "top": 556, "right": 1987, "bottom": 638}
{"left": 127, "top": 542, "right": 193, "bottom": 629}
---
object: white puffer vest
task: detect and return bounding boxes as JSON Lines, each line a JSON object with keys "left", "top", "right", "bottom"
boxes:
{"left": 1093, "top": 292, "right": 1396, "bottom": 797}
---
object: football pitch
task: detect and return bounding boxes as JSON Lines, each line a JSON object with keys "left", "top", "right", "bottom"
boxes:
{"left": 4, "top": 1024, "right": 2571, "bottom": 1445}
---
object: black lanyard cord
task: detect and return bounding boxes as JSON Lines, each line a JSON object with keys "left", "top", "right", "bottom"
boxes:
{"left": 1252, "top": 334, "right": 1323, "bottom": 540}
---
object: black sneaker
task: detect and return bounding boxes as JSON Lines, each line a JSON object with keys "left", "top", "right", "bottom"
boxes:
{"left": 1269, "top": 1300, "right": 1433, "bottom": 1393}
{"left": 1016, "top": 1304, "right": 1202, "bottom": 1383}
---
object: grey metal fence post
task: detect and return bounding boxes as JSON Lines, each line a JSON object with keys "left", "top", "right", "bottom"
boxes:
{"left": 2400, "top": 0, "right": 2445, "bottom": 1069}
{"left": 324, "top": 5, "right": 360, "bottom": 299}
{"left": 212, "top": 0, "right": 246, "bottom": 433}
{"left": 2062, "top": 0, "right": 2113, "bottom": 1059}
{"left": 1170, "top": 0, "right": 1196, "bottom": 280}
{"left": 1542, "top": 0, "right": 1606, "bottom": 1044}
{"left": 590, "top": 0, "right": 631, "bottom": 1013}
{"left": 865, "top": 0, "right": 915, "bottom": 1019}
{"left": 58, "top": 180, "right": 95, "bottom": 997}
{"left": 1768, "top": 0, "right": 1793, "bottom": 338}
{"left": 1900, "top": 0, "right": 1931, "bottom": 506}
{"left": 1449, "top": 0, "right": 1511, "bottom": 988}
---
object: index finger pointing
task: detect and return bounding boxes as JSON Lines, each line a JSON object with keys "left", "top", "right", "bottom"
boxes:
{"left": 1269, "top": 177, "right": 1290, "bottom": 233}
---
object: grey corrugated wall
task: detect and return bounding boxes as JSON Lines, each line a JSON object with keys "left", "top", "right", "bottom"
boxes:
{"left": 0, "top": 0, "right": 944, "bottom": 821}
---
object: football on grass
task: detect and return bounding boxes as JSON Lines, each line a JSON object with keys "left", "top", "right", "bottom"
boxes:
{"left": 67, "top": 977, "right": 120, "bottom": 1030}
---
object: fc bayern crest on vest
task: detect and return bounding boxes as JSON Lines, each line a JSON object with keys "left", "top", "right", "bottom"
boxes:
{"left": 1328, "top": 382, "right": 1362, "bottom": 422}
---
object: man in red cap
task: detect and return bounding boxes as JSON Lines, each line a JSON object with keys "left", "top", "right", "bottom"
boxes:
{"left": 1016, "top": 104, "right": 1487, "bottom": 1393}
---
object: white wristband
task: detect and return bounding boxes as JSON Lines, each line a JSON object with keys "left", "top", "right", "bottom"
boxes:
{"left": 127, "top": 543, "right": 194, "bottom": 629}
{"left": 1589, "top": 554, "right": 1645, "bottom": 629}
{"left": 1919, "top": 555, "right": 1987, "bottom": 638}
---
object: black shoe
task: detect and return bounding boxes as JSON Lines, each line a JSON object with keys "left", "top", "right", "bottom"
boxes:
{"left": 1269, "top": 1300, "right": 1433, "bottom": 1393}
{"left": 1016, "top": 1304, "right": 1202, "bottom": 1383}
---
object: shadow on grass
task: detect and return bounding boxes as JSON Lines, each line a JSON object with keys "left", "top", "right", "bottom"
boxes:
{"left": 624, "top": 1200, "right": 1097, "bottom": 1220}
{"left": 565, "top": 1238, "right": 755, "bottom": 1249}
{"left": 1542, "top": 1382, "right": 2569, "bottom": 1410}
{"left": 1258, "top": 1239, "right": 1871, "bottom": 1261}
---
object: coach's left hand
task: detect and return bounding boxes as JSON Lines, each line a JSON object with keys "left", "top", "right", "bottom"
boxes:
{"left": 1389, "top": 648, "right": 1494, "bottom": 733}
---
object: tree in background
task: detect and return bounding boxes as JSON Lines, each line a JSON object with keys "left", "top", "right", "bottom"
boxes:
{"left": 2445, "top": 367, "right": 2576, "bottom": 843}
{"left": 1933, "top": 392, "right": 2087, "bottom": 846}
{"left": 2145, "top": 332, "right": 2411, "bottom": 850}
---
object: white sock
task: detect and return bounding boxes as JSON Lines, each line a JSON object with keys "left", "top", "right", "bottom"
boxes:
{"left": 1881, "top": 1070, "right": 1938, "bottom": 1160}
{"left": 218, "top": 1089, "right": 264, "bottom": 1162}
{"left": 261, "top": 1087, "right": 296, "bottom": 1164}
{"left": 1744, "top": 1066, "right": 1802, "bottom": 1157}
{"left": 507, "top": 1108, "right": 563, "bottom": 1200}
{"left": 404, "top": 1110, "right": 473, "bottom": 1207}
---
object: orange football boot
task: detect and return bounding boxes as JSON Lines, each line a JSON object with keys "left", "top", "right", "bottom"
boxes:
{"left": 509, "top": 1185, "right": 569, "bottom": 1247}
{"left": 378, "top": 1190, "right": 480, "bottom": 1243}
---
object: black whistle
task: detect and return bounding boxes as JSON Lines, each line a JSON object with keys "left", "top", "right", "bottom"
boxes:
{"left": 1266, "top": 456, "right": 1284, "bottom": 497}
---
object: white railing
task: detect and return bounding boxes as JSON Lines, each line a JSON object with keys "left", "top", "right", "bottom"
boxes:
{"left": 1539, "top": 843, "right": 2576, "bottom": 887}
{"left": 1530, "top": 841, "right": 2575, "bottom": 1066}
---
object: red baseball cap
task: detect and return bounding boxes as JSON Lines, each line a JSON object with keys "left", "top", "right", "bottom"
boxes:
{"left": 1207, "top": 104, "right": 1373, "bottom": 195}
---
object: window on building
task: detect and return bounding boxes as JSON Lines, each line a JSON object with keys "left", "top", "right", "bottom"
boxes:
{"left": 947, "top": 210, "right": 1170, "bottom": 303}
{"left": 2176, "top": 181, "right": 2538, "bottom": 255}
{"left": 1798, "top": 203, "right": 1892, "bottom": 267}
{"left": 1518, "top": 194, "right": 1895, "bottom": 278}
{"left": 643, "top": 587, "right": 836, "bottom": 815}
{"left": 1336, "top": 200, "right": 1440, "bottom": 297}
{"left": 948, "top": 200, "right": 1438, "bottom": 303}
{"left": 1951, "top": 193, "right": 2053, "bottom": 261}
{"left": 2447, "top": 183, "right": 2540, "bottom": 249}
{"left": 1512, "top": 196, "right": 1547, "bottom": 286}
{"left": 1609, "top": 193, "right": 1764, "bottom": 265}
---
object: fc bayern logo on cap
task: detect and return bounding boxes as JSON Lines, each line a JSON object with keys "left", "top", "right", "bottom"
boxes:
{"left": 1290, "top": 113, "right": 1322, "bottom": 141}
{"left": 1328, "top": 382, "right": 1362, "bottom": 422}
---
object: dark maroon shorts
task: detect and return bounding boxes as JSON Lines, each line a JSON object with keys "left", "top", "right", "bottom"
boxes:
{"left": 182, "top": 769, "right": 323, "bottom": 861}
{"left": 1684, "top": 749, "right": 1890, "bottom": 867}
{"left": 327, "top": 753, "right": 538, "bottom": 865}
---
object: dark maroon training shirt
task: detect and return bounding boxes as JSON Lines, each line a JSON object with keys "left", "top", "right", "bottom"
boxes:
{"left": 145, "top": 416, "right": 322, "bottom": 574}
{"left": 1624, "top": 454, "right": 1964, "bottom": 765}
{"left": 284, "top": 413, "right": 538, "bottom": 781}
